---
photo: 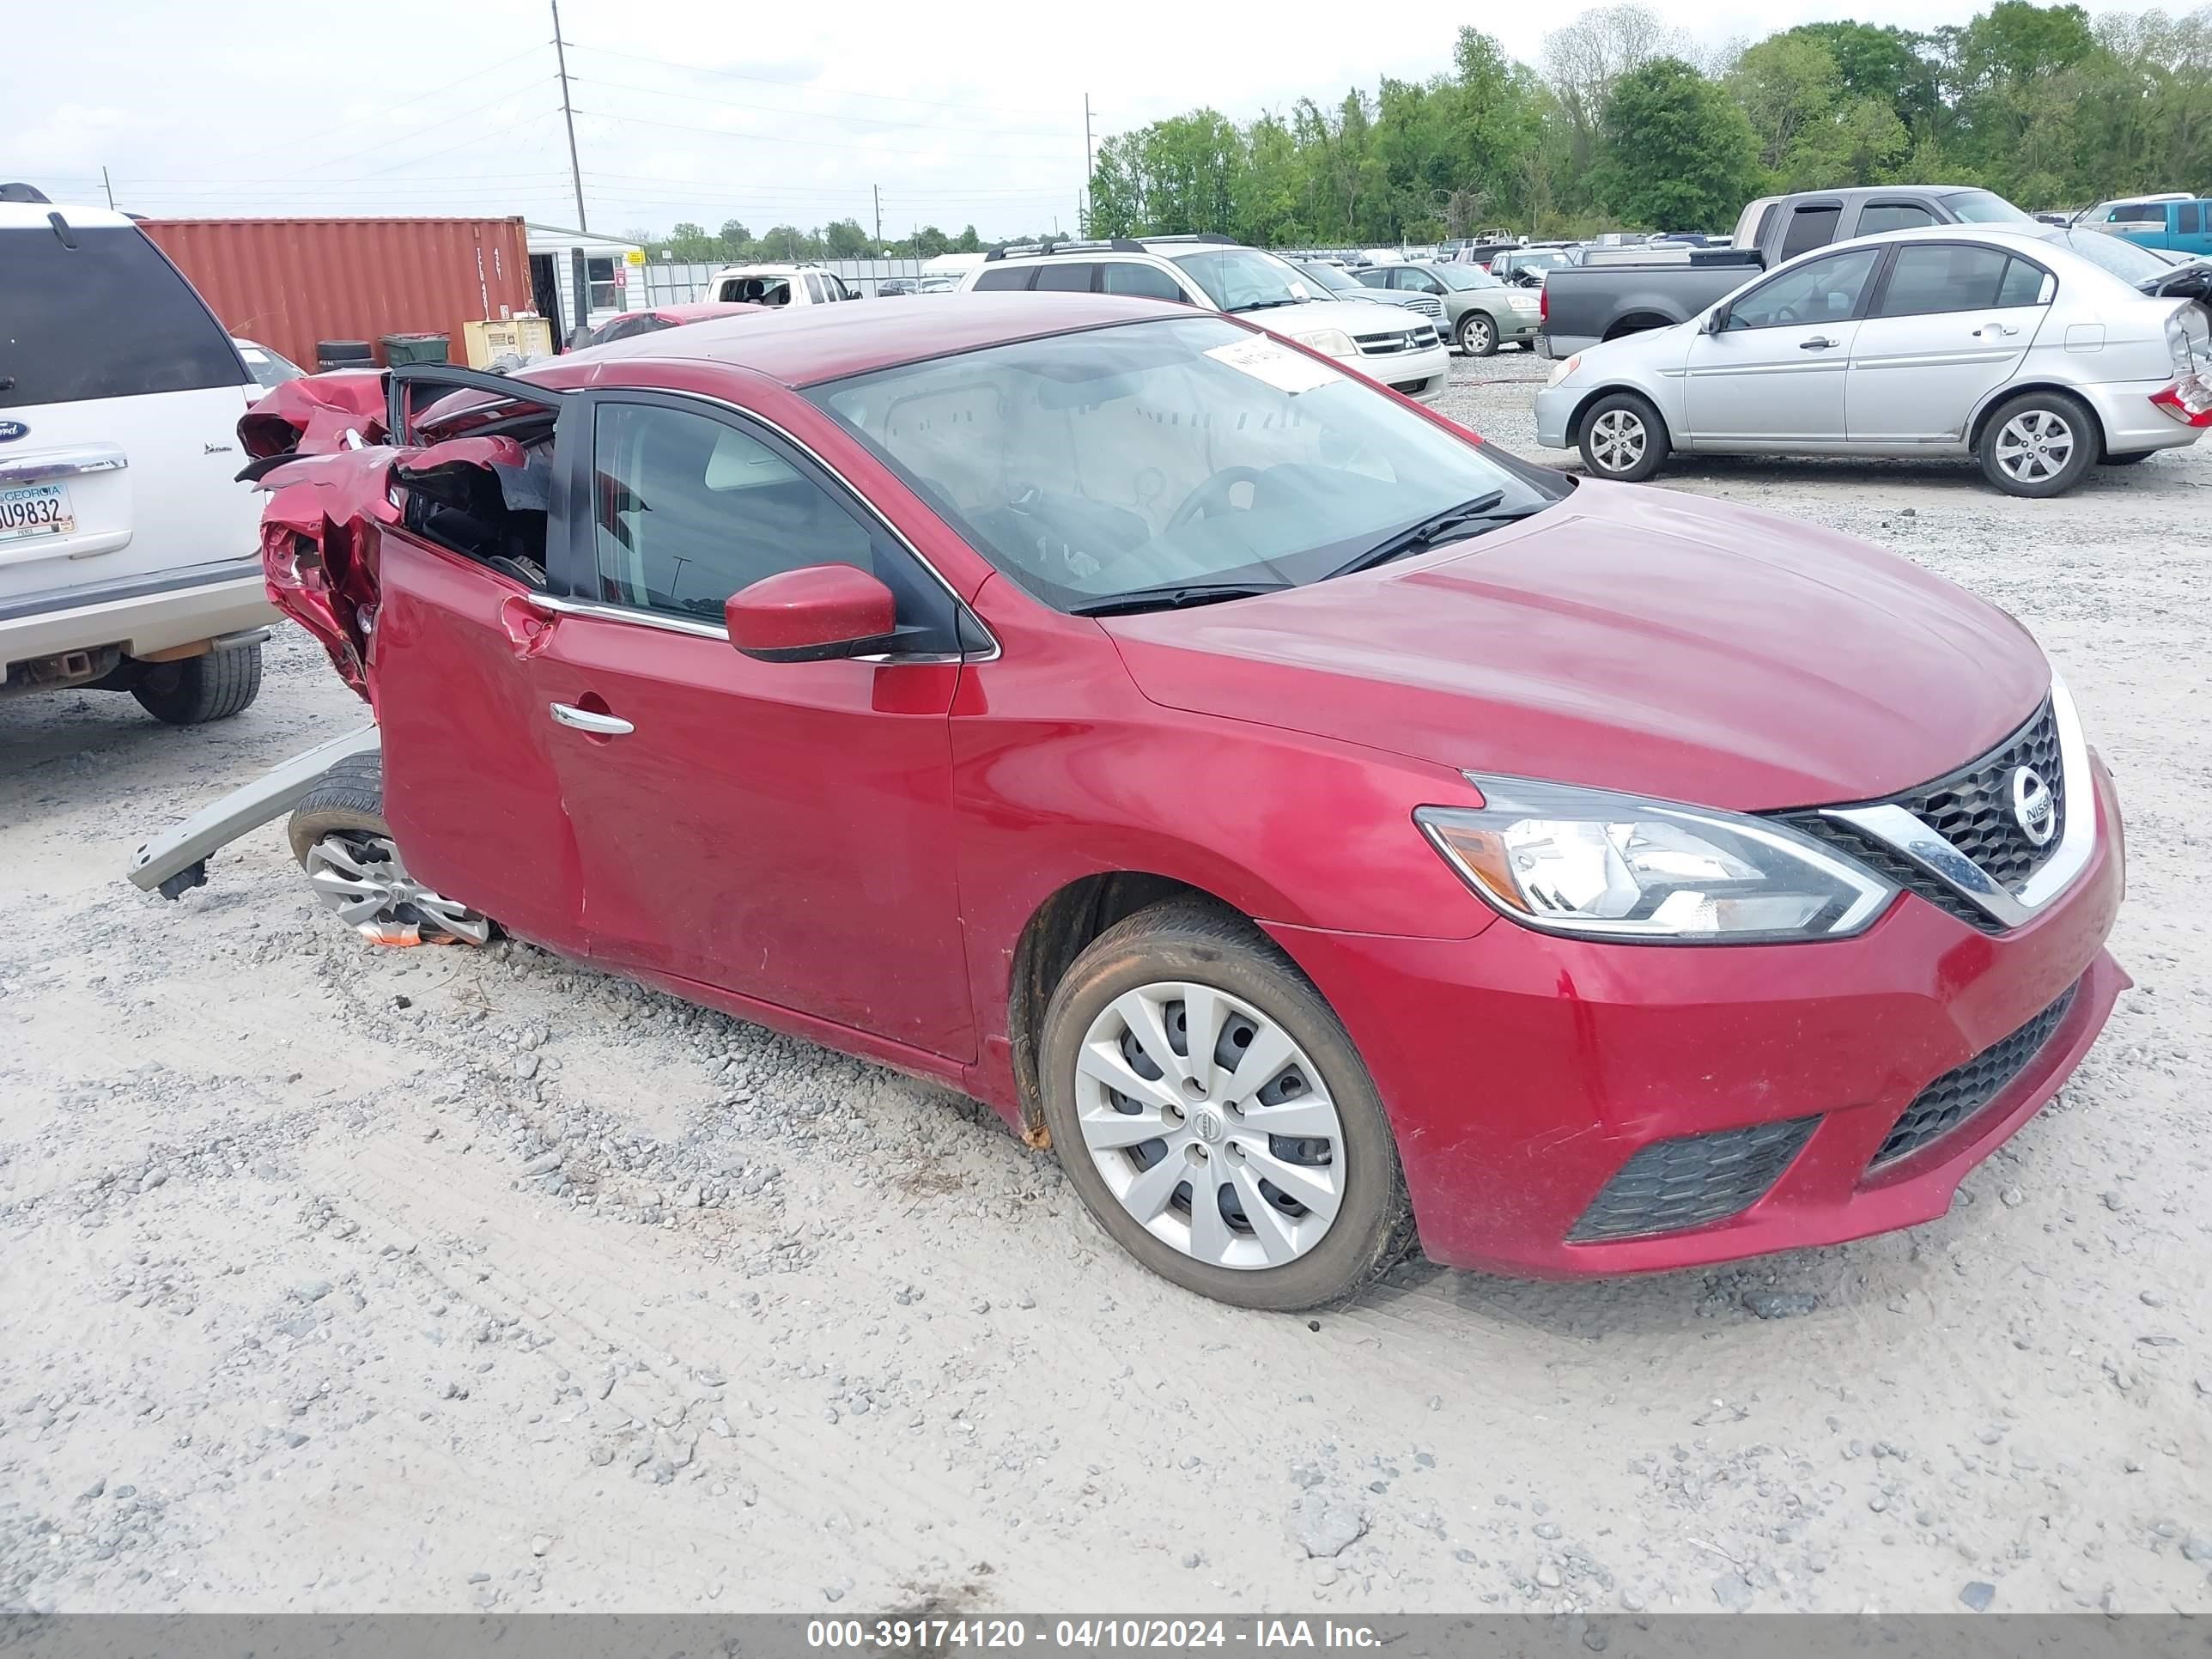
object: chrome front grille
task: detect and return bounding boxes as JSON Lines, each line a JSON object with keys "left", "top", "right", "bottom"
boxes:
{"left": 1354, "top": 325, "right": 1437, "bottom": 356}
{"left": 1776, "top": 687, "right": 2089, "bottom": 935}
{"left": 1403, "top": 295, "right": 1443, "bottom": 319}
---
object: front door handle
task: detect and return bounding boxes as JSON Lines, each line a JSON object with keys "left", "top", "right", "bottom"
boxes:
{"left": 550, "top": 702, "right": 634, "bottom": 737}
{"left": 1799, "top": 337, "right": 1839, "bottom": 350}
{"left": 1972, "top": 322, "right": 2020, "bottom": 338}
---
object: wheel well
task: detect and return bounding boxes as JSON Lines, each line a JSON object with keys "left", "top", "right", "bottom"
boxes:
{"left": 1006, "top": 873, "right": 1240, "bottom": 1142}
{"left": 1968, "top": 382, "right": 2106, "bottom": 457}
{"left": 1601, "top": 312, "right": 1675, "bottom": 342}
{"left": 1565, "top": 384, "right": 1665, "bottom": 448}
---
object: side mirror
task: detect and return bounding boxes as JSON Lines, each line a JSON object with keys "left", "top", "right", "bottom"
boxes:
{"left": 725, "top": 565, "right": 897, "bottom": 663}
{"left": 1704, "top": 307, "right": 1729, "bottom": 334}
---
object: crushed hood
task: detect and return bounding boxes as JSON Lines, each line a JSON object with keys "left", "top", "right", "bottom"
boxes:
{"left": 1103, "top": 482, "right": 2049, "bottom": 811}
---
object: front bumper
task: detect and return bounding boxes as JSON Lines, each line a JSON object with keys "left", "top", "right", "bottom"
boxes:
{"left": 1357, "top": 341, "right": 1453, "bottom": 404}
{"left": 1492, "top": 307, "right": 1543, "bottom": 344}
{"left": 1533, "top": 380, "right": 1577, "bottom": 450}
{"left": 1267, "top": 757, "right": 2127, "bottom": 1279}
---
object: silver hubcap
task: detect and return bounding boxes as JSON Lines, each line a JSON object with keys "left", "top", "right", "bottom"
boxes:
{"left": 1996, "top": 410, "right": 2075, "bottom": 482}
{"left": 1074, "top": 981, "right": 1345, "bottom": 1271}
{"left": 1463, "top": 317, "right": 1491, "bottom": 349}
{"left": 1589, "top": 408, "right": 1645, "bottom": 471}
{"left": 303, "top": 831, "right": 490, "bottom": 946}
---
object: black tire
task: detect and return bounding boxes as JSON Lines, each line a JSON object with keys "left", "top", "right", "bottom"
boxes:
{"left": 1577, "top": 391, "right": 1670, "bottom": 483}
{"left": 1977, "top": 389, "right": 2098, "bottom": 497}
{"left": 1036, "top": 901, "right": 1414, "bottom": 1312}
{"left": 1457, "top": 311, "right": 1498, "bottom": 357}
{"left": 2099, "top": 449, "right": 2157, "bottom": 466}
{"left": 286, "top": 750, "right": 387, "bottom": 868}
{"left": 130, "top": 644, "right": 263, "bottom": 726}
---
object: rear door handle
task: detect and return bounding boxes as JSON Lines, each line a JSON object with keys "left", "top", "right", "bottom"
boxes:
{"left": 550, "top": 702, "right": 634, "bottom": 737}
{"left": 1799, "top": 337, "right": 1839, "bottom": 350}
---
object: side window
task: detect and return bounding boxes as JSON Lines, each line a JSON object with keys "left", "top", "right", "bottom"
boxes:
{"left": 1101, "top": 261, "right": 1186, "bottom": 301}
{"left": 2113, "top": 203, "right": 2166, "bottom": 222}
{"left": 823, "top": 273, "right": 854, "bottom": 301}
{"left": 1857, "top": 203, "right": 1936, "bottom": 234}
{"left": 971, "top": 266, "right": 1032, "bottom": 292}
{"left": 1778, "top": 204, "right": 1842, "bottom": 260}
{"left": 802, "top": 273, "right": 826, "bottom": 303}
{"left": 0, "top": 226, "right": 245, "bottom": 408}
{"left": 1033, "top": 261, "right": 1097, "bottom": 293}
{"left": 591, "top": 402, "right": 875, "bottom": 622}
{"left": 1996, "top": 257, "right": 2051, "bottom": 307}
{"left": 2179, "top": 203, "right": 2203, "bottom": 235}
{"left": 1726, "top": 246, "right": 1881, "bottom": 330}
{"left": 586, "top": 257, "right": 621, "bottom": 312}
{"left": 1874, "top": 244, "right": 2014, "bottom": 317}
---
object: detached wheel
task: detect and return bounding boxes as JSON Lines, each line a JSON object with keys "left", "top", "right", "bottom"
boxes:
{"left": 1979, "top": 390, "right": 2095, "bottom": 496}
{"left": 131, "top": 645, "right": 263, "bottom": 726}
{"left": 1037, "top": 902, "right": 1413, "bottom": 1311}
{"left": 286, "top": 751, "right": 490, "bottom": 947}
{"left": 1577, "top": 391, "right": 1669, "bottom": 482}
{"left": 1457, "top": 312, "right": 1498, "bottom": 357}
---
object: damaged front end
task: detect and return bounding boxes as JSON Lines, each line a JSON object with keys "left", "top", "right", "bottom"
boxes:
{"left": 131, "top": 366, "right": 566, "bottom": 904}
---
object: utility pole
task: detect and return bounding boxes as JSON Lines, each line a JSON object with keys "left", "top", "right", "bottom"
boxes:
{"left": 100, "top": 167, "right": 115, "bottom": 210}
{"left": 873, "top": 185, "right": 883, "bottom": 251}
{"left": 1082, "top": 94, "right": 1094, "bottom": 235}
{"left": 550, "top": 0, "right": 587, "bottom": 232}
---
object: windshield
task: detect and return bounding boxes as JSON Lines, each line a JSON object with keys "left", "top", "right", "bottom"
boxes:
{"left": 1294, "top": 261, "right": 1364, "bottom": 295}
{"left": 808, "top": 314, "right": 1564, "bottom": 614}
{"left": 1944, "top": 190, "right": 2033, "bottom": 225}
{"left": 2051, "top": 227, "right": 2184, "bottom": 283}
{"left": 1435, "top": 265, "right": 1503, "bottom": 290}
{"left": 1168, "top": 248, "right": 1312, "bottom": 313}
{"left": 1510, "top": 251, "right": 1574, "bottom": 268}
{"left": 237, "top": 344, "right": 306, "bottom": 389}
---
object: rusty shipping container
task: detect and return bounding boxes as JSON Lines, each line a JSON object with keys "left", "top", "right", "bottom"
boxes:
{"left": 139, "top": 216, "right": 535, "bottom": 373}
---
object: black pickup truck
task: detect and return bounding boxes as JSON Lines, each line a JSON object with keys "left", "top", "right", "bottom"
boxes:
{"left": 1540, "top": 185, "right": 2032, "bottom": 354}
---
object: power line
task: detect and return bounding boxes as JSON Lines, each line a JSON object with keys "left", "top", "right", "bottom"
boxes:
{"left": 568, "top": 107, "right": 1076, "bottom": 161}
{"left": 562, "top": 40, "right": 1070, "bottom": 117}
{"left": 568, "top": 72, "right": 1079, "bottom": 137}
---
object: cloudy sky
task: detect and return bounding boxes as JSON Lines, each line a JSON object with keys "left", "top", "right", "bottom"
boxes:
{"left": 21, "top": 0, "right": 2028, "bottom": 242}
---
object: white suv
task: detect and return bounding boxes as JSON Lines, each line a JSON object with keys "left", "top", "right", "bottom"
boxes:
{"left": 960, "top": 235, "right": 1452, "bottom": 402}
{"left": 708, "top": 263, "right": 860, "bottom": 307}
{"left": 2, "top": 195, "right": 272, "bottom": 722}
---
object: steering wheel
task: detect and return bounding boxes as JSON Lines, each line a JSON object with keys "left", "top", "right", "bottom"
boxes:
{"left": 1166, "top": 466, "right": 1267, "bottom": 532}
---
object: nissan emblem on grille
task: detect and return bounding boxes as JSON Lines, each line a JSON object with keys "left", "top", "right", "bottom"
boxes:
{"left": 2012, "top": 765, "right": 2057, "bottom": 847}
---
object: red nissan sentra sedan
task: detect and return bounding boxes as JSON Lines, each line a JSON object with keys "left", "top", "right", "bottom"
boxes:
{"left": 133, "top": 293, "right": 2127, "bottom": 1310}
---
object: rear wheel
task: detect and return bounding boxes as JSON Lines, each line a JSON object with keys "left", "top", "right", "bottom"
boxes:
{"left": 286, "top": 752, "right": 491, "bottom": 947}
{"left": 1036, "top": 902, "right": 1413, "bottom": 1310}
{"left": 130, "top": 645, "right": 263, "bottom": 726}
{"left": 1457, "top": 312, "right": 1497, "bottom": 356}
{"left": 1978, "top": 390, "right": 2096, "bottom": 497}
{"left": 1577, "top": 391, "right": 1669, "bottom": 483}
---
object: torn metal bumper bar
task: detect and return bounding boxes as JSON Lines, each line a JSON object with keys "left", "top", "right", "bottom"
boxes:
{"left": 127, "top": 725, "right": 382, "bottom": 898}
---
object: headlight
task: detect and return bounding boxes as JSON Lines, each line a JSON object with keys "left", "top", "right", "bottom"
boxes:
{"left": 1415, "top": 776, "right": 1893, "bottom": 944}
{"left": 1506, "top": 292, "right": 1541, "bottom": 309}
{"left": 1290, "top": 327, "right": 1358, "bottom": 358}
{"left": 1545, "top": 353, "right": 1581, "bottom": 387}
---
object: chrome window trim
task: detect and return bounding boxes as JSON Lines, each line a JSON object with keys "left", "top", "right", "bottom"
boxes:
{"left": 1821, "top": 673, "right": 2094, "bottom": 930}
{"left": 571, "top": 390, "right": 1002, "bottom": 664}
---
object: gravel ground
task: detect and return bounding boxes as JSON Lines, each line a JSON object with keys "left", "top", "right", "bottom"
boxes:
{"left": 3, "top": 349, "right": 2209, "bottom": 1616}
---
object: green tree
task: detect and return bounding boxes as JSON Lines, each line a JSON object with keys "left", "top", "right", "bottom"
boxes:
{"left": 1595, "top": 57, "right": 1765, "bottom": 229}
{"left": 666, "top": 222, "right": 717, "bottom": 261}
{"left": 822, "top": 218, "right": 872, "bottom": 258}
{"left": 1729, "top": 35, "right": 1843, "bottom": 171}
{"left": 715, "top": 219, "right": 752, "bottom": 259}
{"left": 953, "top": 225, "right": 983, "bottom": 252}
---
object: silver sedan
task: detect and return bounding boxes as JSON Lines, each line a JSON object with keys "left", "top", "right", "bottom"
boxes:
{"left": 1534, "top": 224, "right": 2211, "bottom": 496}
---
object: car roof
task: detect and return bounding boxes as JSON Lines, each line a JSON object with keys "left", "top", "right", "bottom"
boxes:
{"left": 0, "top": 202, "right": 136, "bottom": 231}
{"left": 555, "top": 290, "right": 1191, "bottom": 386}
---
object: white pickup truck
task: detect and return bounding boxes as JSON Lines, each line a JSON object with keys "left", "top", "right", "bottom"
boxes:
{"left": 2, "top": 191, "right": 272, "bottom": 723}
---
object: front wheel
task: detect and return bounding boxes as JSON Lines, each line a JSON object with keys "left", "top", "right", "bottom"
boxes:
{"left": 286, "top": 751, "right": 492, "bottom": 947}
{"left": 1036, "top": 902, "right": 1413, "bottom": 1310}
{"left": 1577, "top": 391, "right": 1670, "bottom": 483}
{"left": 1457, "top": 312, "right": 1497, "bottom": 357}
{"left": 1978, "top": 390, "right": 2096, "bottom": 496}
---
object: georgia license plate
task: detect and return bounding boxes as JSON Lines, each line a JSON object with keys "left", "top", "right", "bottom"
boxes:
{"left": 0, "top": 481, "right": 74, "bottom": 543}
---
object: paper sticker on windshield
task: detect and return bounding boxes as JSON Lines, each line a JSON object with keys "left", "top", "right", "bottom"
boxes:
{"left": 1205, "top": 337, "right": 1345, "bottom": 396}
